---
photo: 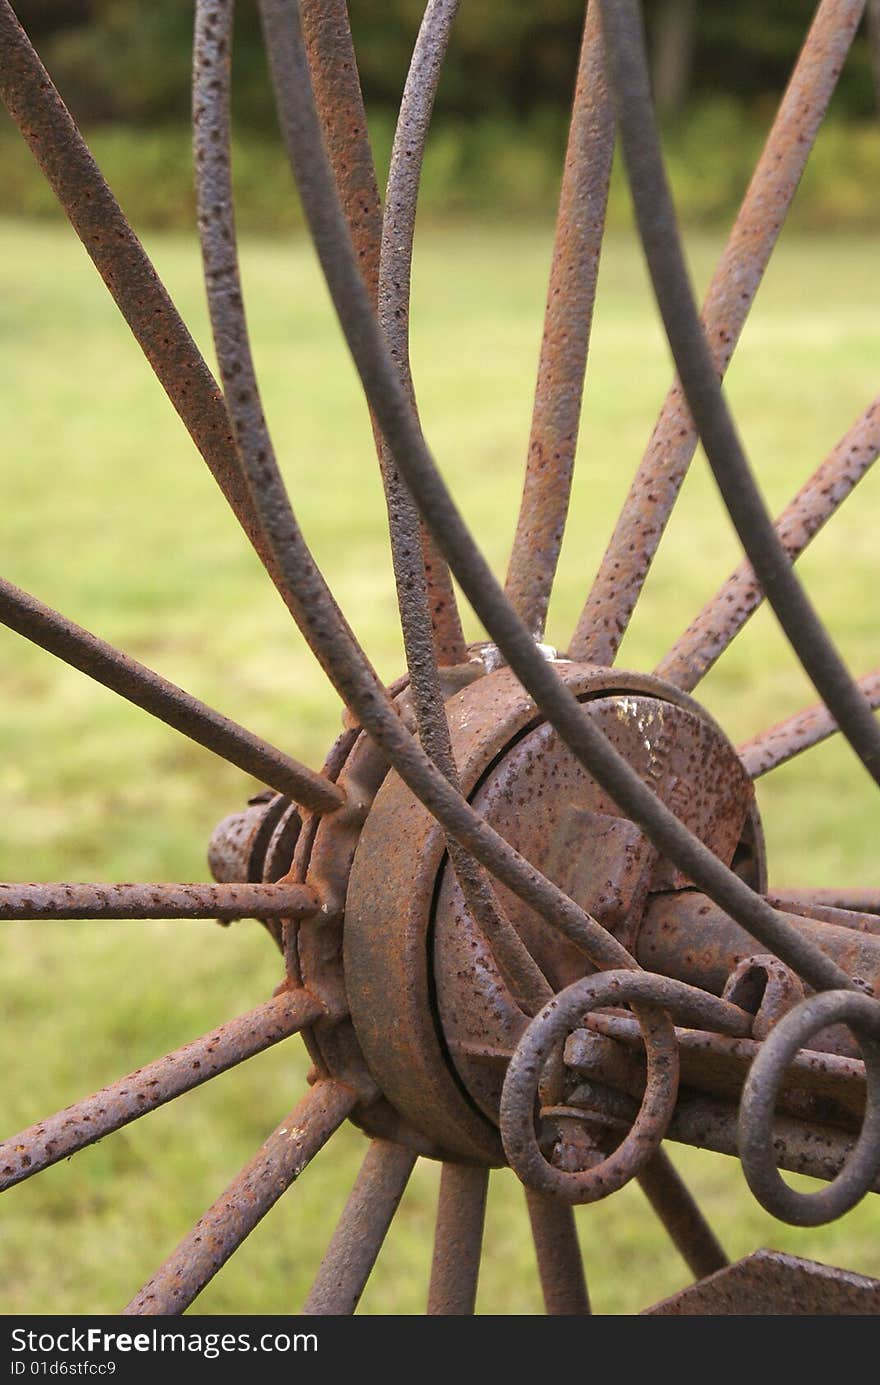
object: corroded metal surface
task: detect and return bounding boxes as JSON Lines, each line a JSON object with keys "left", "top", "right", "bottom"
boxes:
{"left": 2, "top": 0, "right": 879, "bottom": 1318}
{"left": 645, "top": 1251, "right": 880, "bottom": 1315}
{"left": 123, "top": 1079, "right": 356, "bottom": 1316}
{"left": 0, "top": 989, "right": 324, "bottom": 1191}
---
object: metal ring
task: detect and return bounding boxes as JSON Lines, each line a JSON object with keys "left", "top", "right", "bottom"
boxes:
{"left": 738, "top": 989, "right": 880, "bottom": 1226}
{"left": 499, "top": 969, "right": 750, "bottom": 1204}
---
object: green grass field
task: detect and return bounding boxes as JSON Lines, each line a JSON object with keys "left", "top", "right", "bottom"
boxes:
{"left": 1, "top": 214, "right": 878, "bottom": 1315}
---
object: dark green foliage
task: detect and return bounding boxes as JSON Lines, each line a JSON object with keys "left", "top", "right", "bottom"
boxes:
{"left": 13, "top": 0, "right": 880, "bottom": 130}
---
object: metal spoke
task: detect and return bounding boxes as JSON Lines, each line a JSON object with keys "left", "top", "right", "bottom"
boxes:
{"left": 303, "top": 0, "right": 467, "bottom": 666}
{"left": 0, "top": 576, "right": 343, "bottom": 812}
{"left": 256, "top": 0, "right": 859, "bottom": 999}
{"left": 299, "top": 0, "right": 383, "bottom": 297}
{"left": 739, "top": 669, "right": 880, "bottom": 779}
{"left": 525, "top": 1190, "right": 591, "bottom": 1315}
{"left": 376, "top": 0, "right": 468, "bottom": 667}
{"left": 303, "top": 1140, "right": 416, "bottom": 1314}
{"left": 0, "top": 881, "right": 319, "bottom": 921}
{"left": 637, "top": 1150, "right": 727, "bottom": 1281}
{"left": 427, "top": 1163, "right": 489, "bottom": 1315}
{"left": 123, "top": 1079, "right": 355, "bottom": 1315}
{"left": 0, "top": 2, "right": 283, "bottom": 592}
{"left": 196, "top": 2, "right": 553, "bottom": 994}
{"left": 658, "top": 396, "right": 880, "bottom": 692}
{"left": 0, "top": 989, "right": 323, "bottom": 1192}
{"left": 570, "top": 0, "right": 865, "bottom": 665}
{"left": 596, "top": 0, "right": 880, "bottom": 789}
{"left": 504, "top": 0, "right": 614, "bottom": 639}
{"left": 764, "top": 894, "right": 880, "bottom": 932}
{"left": 771, "top": 889, "right": 880, "bottom": 919}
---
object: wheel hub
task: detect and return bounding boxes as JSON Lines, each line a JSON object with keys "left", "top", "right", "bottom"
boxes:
{"left": 332, "top": 660, "right": 764, "bottom": 1160}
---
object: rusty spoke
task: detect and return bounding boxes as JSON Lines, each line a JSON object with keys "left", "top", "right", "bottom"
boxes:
{"left": 504, "top": 0, "right": 614, "bottom": 639}
{"left": 570, "top": 0, "right": 865, "bottom": 664}
{"left": 596, "top": 0, "right": 880, "bottom": 792}
{"left": 376, "top": 0, "right": 468, "bottom": 668}
{"left": 303, "top": 1140, "right": 416, "bottom": 1314}
{"left": 0, "top": 576, "right": 343, "bottom": 811}
{"left": 739, "top": 668, "right": 880, "bottom": 779}
{"left": 0, "top": 577, "right": 340, "bottom": 811}
{"left": 0, "top": 881, "right": 320, "bottom": 921}
{"left": 0, "top": 1, "right": 286, "bottom": 593}
{"left": 771, "top": 889, "right": 880, "bottom": 919}
{"left": 525, "top": 1191, "right": 591, "bottom": 1315}
{"left": 257, "top": 0, "right": 866, "bottom": 1000}
{"left": 123, "top": 1080, "right": 355, "bottom": 1315}
{"left": 637, "top": 1150, "right": 727, "bottom": 1281}
{"left": 658, "top": 396, "right": 880, "bottom": 692}
{"left": 300, "top": 0, "right": 383, "bottom": 296}
{"left": 303, "top": 0, "right": 467, "bottom": 667}
{"left": 427, "top": 1163, "right": 489, "bottom": 1315}
{"left": 0, "top": 990, "right": 324, "bottom": 1193}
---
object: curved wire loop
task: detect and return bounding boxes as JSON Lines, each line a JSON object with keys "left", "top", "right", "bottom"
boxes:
{"left": 738, "top": 990, "right": 880, "bottom": 1226}
{"left": 499, "top": 970, "right": 751, "bottom": 1203}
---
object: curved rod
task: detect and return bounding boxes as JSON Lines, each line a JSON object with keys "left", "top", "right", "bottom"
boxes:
{"left": 0, "top": 575, "right": 343, "bottom": 812}
{"left": 195, "top": 0, "right": 556, "bottom": 1002}
{"left": 200, "top": 0, "right": 641, "bottom": 980}
{"left": 0, "top": 1, "right": 283, "bottom": 595}
{"left": 505, "top": 0, "right": 615, "bottom": 638}
{"left": 570, "top": 0, "right": 866, "bottom": 665}
{"left": 301, "top": 0, "right": 466, "bottom": 666}
{"left": 738, "top": 989, "right": 880, "bottom": 1226}
{"left": 257, "top": 0, "right": 857, "bottom": 999}
{"left": 123, "top": 1079, "right": 356, "bottom": 1314}
{"left": 739, "top": 667, "right": 880, "bottom": 779}
{"left": 658, "top": 394, "right": 880, "bottom": 693}
{"left": 0, "top": 880, "right": 320, "bottom": 921}
{"left": 377, "top": 0, "right": 551, "bottom": 1012}
{"left": 299, "top": 0, "right": 383, "bottom": 299}
{"left": 597, "top": 0, "right": 880, "bottom": 792}
{"left": 0, "top": 988, "right": 324, "bottom": 1192}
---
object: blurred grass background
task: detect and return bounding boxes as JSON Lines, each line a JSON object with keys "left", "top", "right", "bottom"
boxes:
{"left": 1, "top": 206, "right": 878, "bottom": 1314}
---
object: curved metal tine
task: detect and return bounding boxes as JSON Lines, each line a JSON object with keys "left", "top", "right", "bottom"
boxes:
{"left": 569, "top": 0, "right": 865, "bottom": 665}
{"left": 0, "top": 2, "right": 283, "bottom": 594}
{"left": 256, "top": 0, "right": 856, "bottom": 999}
{"left": 374, "top": 0, "right": 553, "bottom": 1014}
{"left": 0, "top": 881, "right": 319, "bottom": 921}
{"left": 597, "top": 0, "right": 880, "bottom": 789}
{"left": 0, "top": 576, "right": 343, "bottom": 812}
{"left": 525, "top": 1190, "right": 591, "bottom": 1315}
{"left": 427, "top": 1162, "right": 489, "bottom": 1315}
{"left": 637, "top": 1150, "right": 727, "bottom": 1281}
{"left": 190, "top": 5, "right": 638, "bottom": 984}
{"left": 301, "top": 0, "right": 467, "bottom": 667}
{"left": 192, "top": 0, "right": 371, "bottom": 692}
{"left": 657, "top": 395, "right": 880, "bottom": 693}
{"left": 123, "top": 1079, "right": 355, "bottom": 1315}
{"left": 303, "top": 1140, "right": 415, "bottom": 1314}
{"left": 195, "top": 0, "right": 534, "bottom": 994}
{"left": 504, "top": 0, "right": 614, "bottom": 639}
{"left": 377, "top": 0, "right": 467, "bottom": 663}
{"left": 0, "top": 989, "right": 324, "bottom": 1193}
{"left": 739, "top": 668, "right": 880, "bottom": 779}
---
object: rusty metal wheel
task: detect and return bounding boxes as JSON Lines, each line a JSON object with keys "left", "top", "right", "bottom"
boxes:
{"left": 2, "top": 0, "right": 880, "bottom": 1316}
